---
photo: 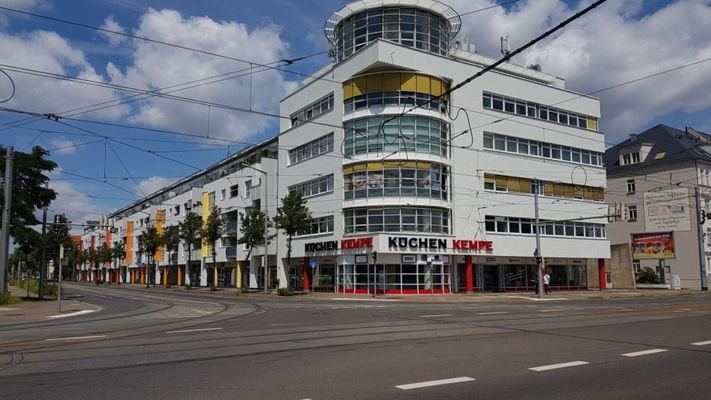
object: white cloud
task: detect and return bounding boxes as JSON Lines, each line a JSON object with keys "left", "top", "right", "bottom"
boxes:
{"left": 107, "top": 8, "right": 299, "bottom": 141}
{"left": 99, "top": 15, "right": 127, "bottom": 45}
{"left": 48, "top": 179, "right": 109, "bottom": 234}
{"left": 49, "top": 138, "right": 79, "bottom": 155}
{"left": 137, "top": 175, "right": 177, "bottom": 197}
{"left": 449, "top": 0, "right": 711, "bottom": 142}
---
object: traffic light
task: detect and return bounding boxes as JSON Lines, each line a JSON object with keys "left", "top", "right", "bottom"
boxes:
{"left": 371, "top": 251, "right": 378, "bottom": 263}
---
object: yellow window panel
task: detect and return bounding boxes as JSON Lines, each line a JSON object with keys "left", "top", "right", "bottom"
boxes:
{"left": 430, "top": 78, "right": 443, "bottom": 96}
{"left": 583, "top": 188, "right": 594, "bottom": 200}
{"left": 543, "top": 182, "right": 554, "bottom": 196}
{"left": 398, "top": 161, "right": 418, "bottom": 169}
{"left": 587, "top": 117, "right": 598, "bottom": 131}
{"left": 367, "top": 74, "right": 383, "bottom": 93}
{"left": 508, "top": 178, "right": 521, "bottom": 192}
{"left": 416, "top": 161, "right": 432, "bottom": 170}
{"left": 383, "top": 161, "right": 401, "bottom": 168}
{"left": 352, "top": 163, "right": 367, "bottom": 171}
{"left": 383, "top": 73, "right": 400, "bottom": 91}
{"left": 519, "top": 178, "right": 532, "bottom": 193}
{"left": 343, "top": 81, "right": 354, "bottom": 100}
{"left": 553, "top": 183, "right": 565, "bottom": 197}
{"left": 342, "top": 165, "right": 354, "bottom": 174}
{"left": 353, "top": 76, "right": 367, "bottom": 96}
{"left": 366, "top": 162, "right": 383, "bottom": 171}
{"left": 654, "top": 152, "right": 666, "bottom": 160}
{"left": 593, "top": 188, "right": 605, "bottom": 201}
{"left": 401, "top": 73, "right": 417, "bottom": 91}
{"left": 484, "top": 175, "right": 495, "bottom": 184}
{"left": 495, "top": 175, "right": 508, "bottom": 189}
{"left": 416, "top": 75, "right": 430, "bottom": 94}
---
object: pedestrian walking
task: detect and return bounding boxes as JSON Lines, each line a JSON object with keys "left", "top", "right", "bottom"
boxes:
{"left": 543, "top": 270, "right": 551, "bottom": 295}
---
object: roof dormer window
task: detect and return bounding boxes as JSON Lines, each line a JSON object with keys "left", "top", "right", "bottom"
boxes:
{"left": 621, "top": 151, "right": 641, "bottom": 166}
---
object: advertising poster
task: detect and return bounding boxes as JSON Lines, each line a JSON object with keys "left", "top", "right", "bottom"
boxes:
{"left": 631, "top": 232, "right": 675, "bottom": 260}
{"left": 643, "top": 188, "right": 691, "bottom": 231}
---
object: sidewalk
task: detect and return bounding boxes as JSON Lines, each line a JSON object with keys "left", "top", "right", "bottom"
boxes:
{"left": 0, "top": 285, "right": 101, "bottom": 325}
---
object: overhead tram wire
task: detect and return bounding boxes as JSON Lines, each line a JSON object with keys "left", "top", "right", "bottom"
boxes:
{"left": 459, "top": 0, "right": 522, "bottom": 17}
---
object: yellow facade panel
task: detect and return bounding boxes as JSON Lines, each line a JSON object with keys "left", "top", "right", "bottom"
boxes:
{"left": 401, "top": 73, "right": 417, "bottom": 91}
{"left": 366, "top": 162, "right": 383, "bottom": 171}
{"left": 508, "top": 177, "right": 521, "bottom": 192}
{"left": 495, "top": 175, "right": 508, "bottom": 189}
{"left": 352, "top": 163, "right": 367, "bottom": 172}
{"left": 353, "top": 76, "right": 367, "bottom": 96}
{"left": 342, "top": 165, "right": 354, "bottom": 174}
{"left": 125, "top": 221, "right": 133, "bottom": 265}
{"left": 587, "top": 117, "right": 598, "bottom": 131}
{"left": 343, "top": 81, "right": 354, "bottom": 100}
{"left": 383, "top": 73, "right": 400, "bottom": 91}
{"left": 416, "top": 75, "right": 430, "bottom": 94}
{"left": 366, "top": 74, "right": 383, "bottom": 92}
{"left": 383, "top": 161, "right": 401, "bottom": 169}
{"left": 430, "top": 78, "right": 443, "bottom": 96}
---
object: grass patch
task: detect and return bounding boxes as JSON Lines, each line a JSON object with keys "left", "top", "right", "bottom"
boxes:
{"left": 0, "top": 293, "right": 22, "bottom": 305}
{"left": 9, "top": 279, "right": 58, "bottom": 297}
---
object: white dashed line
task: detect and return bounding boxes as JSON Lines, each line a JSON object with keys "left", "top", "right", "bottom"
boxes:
{"left": 420, "top": 314, "right": 452, "bottom": 318}
{"left": 166, "top": 327, "right": 223, "bottom": 334}
{"left": 529, "top": 361, "right": 589, "bottom": 372}
{"left": 45, "top": 335, "right": 106, "bottom": 342}
{"left": 396, "top": 377, "right": 475, "bottom": 390}
{"left": 538, "top": 309, "right": 560, "bottom": 313}
{"left": 477, "top": 311, "right": 507, "bottom": 315}
{"left": 46, "top": 309, "right": 100, "bottom": 319}
{"left": 622, "top": 349, "right": 667, "bottom": 357}
{"left": 691, "top": 340, "right": 711, "bottom": 346}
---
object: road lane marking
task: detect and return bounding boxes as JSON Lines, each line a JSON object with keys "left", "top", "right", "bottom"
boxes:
{"left": 622, "top": 349, "right": 668, "bottom": 357}
{"left": 396, "top": 377, "right": 475, "bottom": 390}
{"left": 691, "top": 340, "right": 711, "bottom": 346}
{"left": 0, "top": 307, "right": 20, "bottom": 311}
{"left": 477, "top": 311, "right": 507, "bottom": 315}
{"left": 45, "top": 335, "right": 106, "bottom": 342}
{"left": 166, "top": 327, "right": 223, "bottom": 334}
{"left": 538, "top": 309, "right": 560, "bottom": 313}
{"left": 46, "top": 309, "right": 100, "bottom": 319}
{"left": 529, "top": 361, "right": 589, "bottom": 372}
{"left": 420, "top": 314, "right": 452, "bottom": 318}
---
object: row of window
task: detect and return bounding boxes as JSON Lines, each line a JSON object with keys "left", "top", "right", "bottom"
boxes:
{"left": 484, "top": 174, "right": 605, "bottom": 201}
{"left": 333, "top": 8, "right": 450, "bottom": 62}
{"left": 485, "top": 216, "right": 606, "bottom": 238}
{"left": 289, "top": 174, "right": 335, "bottom": 199}
{"left": 288, "top": 133, "right": 334, "bottom": 165}
{"left": 483, "top": 92, "right": 598, "bottom": 131}
{"left": 300, "top": 215, "right": 335, "bottom": 236}
{"left": 290, "top": 93, "right": 334, "bottom": 127}
{"left": 343, "top": 72, "right": 449, "bottom": 99}
{"left": 344, "top": 206, "right": 450, "bottom": 234}
{"left": 483, "top": 132, "right": 604, "bottom": 167}
{"left": 344, "top": 164, "right": 448, "bottom": 200}
{"left": 344, "top": 115, "right": 449, "bottom": 158}
{"left": 344, "top": 91, "right": 446, "bottom": 114}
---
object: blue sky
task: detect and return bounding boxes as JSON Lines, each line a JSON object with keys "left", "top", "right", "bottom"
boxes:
{"left": 0, "top": 0, "right": 710, "bottom": 230}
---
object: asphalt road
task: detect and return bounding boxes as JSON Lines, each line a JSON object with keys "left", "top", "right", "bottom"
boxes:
{"left": 1, "top": 284, "right": 710, "bottom": 399}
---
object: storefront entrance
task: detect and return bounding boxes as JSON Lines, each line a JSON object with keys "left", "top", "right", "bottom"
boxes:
{"left": 482, "top": 265, "right": 501, "bottom": 292}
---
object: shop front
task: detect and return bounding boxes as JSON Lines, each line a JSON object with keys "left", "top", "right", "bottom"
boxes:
{"left": 301, "top": 235, "right": 590, "bottom": 294}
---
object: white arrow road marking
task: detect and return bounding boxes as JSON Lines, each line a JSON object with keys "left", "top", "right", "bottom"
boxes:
{"left": 691, "top": 340, "right": 711, "bottom": 346}
{"left": 622, "top": 349, "right": 668, "bottom": 357}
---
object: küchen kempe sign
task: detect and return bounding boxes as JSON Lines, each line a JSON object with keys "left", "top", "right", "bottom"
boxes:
{"left": 305, "top": 236, "right": 493, "bottom": 252}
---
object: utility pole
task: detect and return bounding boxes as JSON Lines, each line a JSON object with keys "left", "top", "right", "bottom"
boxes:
{"left": 534, "top": 179, "right": 544, "bottom": 299}
{"left": 0, "top": 146, "right": 13, "bottom": 295}
{"left": 39, "top": 183, "right": 48, "bottom": 300}
{"left": 58, "top": 244, "right": 64, "bottom": 312}
{"left": 695, "top": 186, "right": 708, "bottom": 290}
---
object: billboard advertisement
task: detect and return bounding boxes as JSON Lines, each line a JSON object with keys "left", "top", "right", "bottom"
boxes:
{"left": 643, "top": 188, "right": 691, "bottom": 231}
{"left": 631, "top": 232, "right": 675, "bottom": 260}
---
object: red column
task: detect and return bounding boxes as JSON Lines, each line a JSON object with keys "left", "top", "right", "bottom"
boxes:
{"left": 465, "top": 255, "right": 474, "bottom": 294}
{"left": 598, "top": 258, "right": 607, "bottom": 290}
{"left": 302, "top": 257, "right": 311, "bottom": 293}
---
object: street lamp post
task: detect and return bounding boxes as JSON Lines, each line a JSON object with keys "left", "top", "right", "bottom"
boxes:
{"left": 240, "top": 163, "right": 269, "bottom": 294}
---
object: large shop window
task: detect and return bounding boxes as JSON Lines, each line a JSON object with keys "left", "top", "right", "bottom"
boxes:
{"left": 344, "top": 161, "right": 448, "bottom": 200}
{"left": 483, "top": 132, "right": 603, "bottom": 167}
{"left": 289, "top": 133, "right": 334, "bottom": 165}
{"left": 344, "top": 206, "right": 449, "bottom": 234}
{"left": 343, "top": 115, "right": 449, "bottom": 158}
{"left": 483, "top": 92, "right": 598, "bottom": 131}
{"left": 332, "top": 8, "right": 450, "bottom": 62}
{"left": 484, "top": 215, "right": 606, "bottom": 238}
{"left": 289, "top": 175, "right": 334, "bottom": 198}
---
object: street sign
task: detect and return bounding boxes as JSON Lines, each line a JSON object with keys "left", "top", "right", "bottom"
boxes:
{"left": 309, "top": 257, "right": 317, "bottom": 269}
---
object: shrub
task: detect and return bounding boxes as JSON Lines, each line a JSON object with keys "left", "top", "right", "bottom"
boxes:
{"left": 636, "top": 267, "right": 661, "bottom": 284}
{"left": 277, "top": 288, "right": 294, "bottom": 296}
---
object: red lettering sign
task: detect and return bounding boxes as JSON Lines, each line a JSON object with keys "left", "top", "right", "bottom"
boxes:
{"left": 453, "top": 240, "right": 493, "bottom": 252}
{"left": 341, "top": 237, "right": 374, "bottom": 249}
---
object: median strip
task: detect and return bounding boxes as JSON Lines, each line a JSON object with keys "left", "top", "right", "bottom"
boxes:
{"left": 529, "top": 361, "right": 589, "bottom": 372}
{"left": 396, "top": 377, "right": 475, "bottom": 390}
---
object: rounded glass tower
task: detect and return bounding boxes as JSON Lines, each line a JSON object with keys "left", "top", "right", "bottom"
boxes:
{"left": 325, "top": 0, "right": 461, "bottom": 63}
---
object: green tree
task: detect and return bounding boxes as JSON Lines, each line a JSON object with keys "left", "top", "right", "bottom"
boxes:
{"left": 45, "top": 214, "right": 71, "bottom": 281}
{"left": 65, "top": 243, "right": 82, "bottom": 281}
{"left": 274, "top": 192, "right": 313, "bottom": 290}
{"left": 238, "top": 207, "right": 274, "bottom": 287}
{"left": 161, "top": 224, "right": 180, "bottom": 286}
{"left": 0, "top": 146, "right": 57, "bottom": 236}
{"left": 201, "top": 205, "right": 224, "bottom": 289}
{"left": 138, "top": 226, "right": 160, "bottom": 287}
{"left": 179, "top": 212, "right": 202, "bottom": 287}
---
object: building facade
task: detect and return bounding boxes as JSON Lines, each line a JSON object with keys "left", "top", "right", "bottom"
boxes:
{"left": 276, "top": 0, "right": 609, "bottom": 294}
{"left": 605, "top": 125, "right": 711, "bottom": 290}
